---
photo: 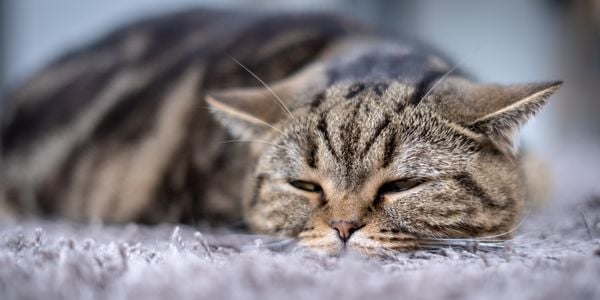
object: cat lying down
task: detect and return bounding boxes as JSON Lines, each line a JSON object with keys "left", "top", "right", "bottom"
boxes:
{"left": 0, "top": 9, "right": 560, "bottom": 256}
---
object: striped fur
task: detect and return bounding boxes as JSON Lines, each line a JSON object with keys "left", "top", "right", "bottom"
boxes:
{"left": 0, "top": 10, "right": 361, "bottom": 223}
{"left": 0, "top": 9, "right": 560, "bottom": 256}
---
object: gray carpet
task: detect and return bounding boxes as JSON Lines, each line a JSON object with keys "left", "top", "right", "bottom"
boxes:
{"left": 1, "top": 144, "right": 600, "bottom": 300}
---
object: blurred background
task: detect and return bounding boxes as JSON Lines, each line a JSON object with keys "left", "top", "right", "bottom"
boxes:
{"left": 0, "top": 0, "right": 599, "bottom": 203}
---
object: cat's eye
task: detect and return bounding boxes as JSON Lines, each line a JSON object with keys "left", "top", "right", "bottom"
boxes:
{"left": 374, "top": 178, "right": 426, "bottom": 205}
{"left": 289, "top": 180, "right": 322, "bottom": 193}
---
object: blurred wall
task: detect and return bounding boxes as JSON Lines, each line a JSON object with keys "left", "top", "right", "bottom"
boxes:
{"left": 0, "top": 0, "right": 6, "bottom": 95}
{"left": 1, "top": 0, "right": 599, "bottom": 154}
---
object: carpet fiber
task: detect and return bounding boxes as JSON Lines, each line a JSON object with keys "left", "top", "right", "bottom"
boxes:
{"left": 1, "top": 145, "right": 600, "bottom": 300}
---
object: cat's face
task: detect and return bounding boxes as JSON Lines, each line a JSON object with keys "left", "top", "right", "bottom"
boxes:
{"left": 243, "top": 82, "right": 525, "bottom": 255}
{"left": 207, "top": 74, "right": 560, "bottom": 256}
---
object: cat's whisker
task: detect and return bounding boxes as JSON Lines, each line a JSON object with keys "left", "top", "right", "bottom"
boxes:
{"left": 422, "top": 209, "right": 533, "bottom": 243}
{"left": 505, "top": 231, "right": 539, "bottom": 241}
{"left": 230, "top": 56, "right": 295, "bottom": 119}
{"left": 418, "top": 228, "right": 561, "bottom": 252}
{"left": 201, "top": 105, "right": 287, "bottom": 136}
{"left": 418, "top": 238, "right": 507, "bottom": 245}
{"left": 421, "top": 234, "right": 588, "bottom": 253}
{"left": 297, "top": 234, "right": 338, "bottom": 246}
{"left": 249, "top": 119, "right": 287, "bottom": 136}
{"left": 417, "top": 239, "right": 508, "bottom": 252}
{"left": 472, "top": 209, "right": 532, "bottom": 240}
{"left": 507, "top": 239, "right": 593, "bottom": 253}
{"left": 419, "top": 64, "right": 459, "bottom": 104}
{"left": 419, "top": 45, "right": 480, "bottom": 104}
{"left": 220, "top": 139, "right": 295, "bottom": 152}
{"left": 420, "top": 237, "right": 507, "bottom": 243}
{"left": 262, "top": 238, "right": 297, "bottom": 251}
{"left": 504, "top": 233, "right": 561, "bottom": 248}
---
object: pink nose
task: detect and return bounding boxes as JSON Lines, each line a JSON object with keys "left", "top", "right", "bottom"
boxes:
{"left": 331, "top": 221, "right": 360, "bottom": 242}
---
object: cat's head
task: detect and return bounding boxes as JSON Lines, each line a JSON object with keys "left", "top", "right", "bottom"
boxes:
{"left": 207, "top": 64, "right": 561, "bottom": 256}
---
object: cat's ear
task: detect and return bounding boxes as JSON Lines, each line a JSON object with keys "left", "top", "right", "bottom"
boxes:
{"left": 206, "top": 63, "right": 326, "bottom": 138}
{"left": 462, "top": 81, "right": 562, "bottom": 156}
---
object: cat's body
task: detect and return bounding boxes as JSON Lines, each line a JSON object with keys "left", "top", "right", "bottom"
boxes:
{"left": 1, "top": 10, "right": 362, "bottom": 224}
{"left": 0, "top": 9, "right": 559, "bottom": 255}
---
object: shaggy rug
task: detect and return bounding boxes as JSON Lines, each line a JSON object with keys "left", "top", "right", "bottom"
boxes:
{"left": 1, "top": 144, "right": 600, "bottom": 300}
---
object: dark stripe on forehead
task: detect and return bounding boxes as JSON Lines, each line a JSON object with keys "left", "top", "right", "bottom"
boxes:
{"left": 306, "top": 134, "right": 318, "bottom": 168}
{"left": 382, "top": 131, "right": 398, "bottom": 168}
{"left": 360, "top": 113, "right": 390, "bottom": 158}
{"left": 316, "top": 113, "right": 339, "bottom": 160}
{"left": 453, "top": 173, "right": 506, "bottom": 210}
{"left": 342, "top": 101, "right": 363, "bottom": 161}
{"left": 408, "top": 70, "right": 446, "bottom": 106}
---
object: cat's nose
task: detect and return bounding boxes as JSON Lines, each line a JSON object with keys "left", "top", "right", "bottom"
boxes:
{"left": 331, "top": 221, "right": 361, "bottom": 242}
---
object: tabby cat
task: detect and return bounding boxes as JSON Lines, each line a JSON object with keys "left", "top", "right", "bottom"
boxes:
{"left": 0, "top": 9, "right": 560, "bottom": 255}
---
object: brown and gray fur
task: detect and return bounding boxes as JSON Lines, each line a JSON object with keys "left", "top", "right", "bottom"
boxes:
{"left": 0, "top": 9, "right": 560, "bottom": 255}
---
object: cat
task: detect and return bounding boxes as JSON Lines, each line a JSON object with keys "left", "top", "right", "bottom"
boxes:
{"left": 0, "top": 9, "right": 560, "bottom": 255}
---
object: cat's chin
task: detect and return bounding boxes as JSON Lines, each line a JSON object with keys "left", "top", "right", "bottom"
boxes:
{"left": 296, "top": 239, "right": 344, "bottom": 256}
{"left": 345, "top": 242, "right": 415, "bottom": 257}
{"left": 297, "top": 238, "right": 415, "bottom": 257}
{"left": 298, "top": 244, "right": 407, "bottom": 258}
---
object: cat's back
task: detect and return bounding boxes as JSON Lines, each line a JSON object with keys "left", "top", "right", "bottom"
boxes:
{"left": 0, "top": 9, "right": 364, "bottom": 222}
{"left": 1, "top": 9, "right": 363, "bottom": 154}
